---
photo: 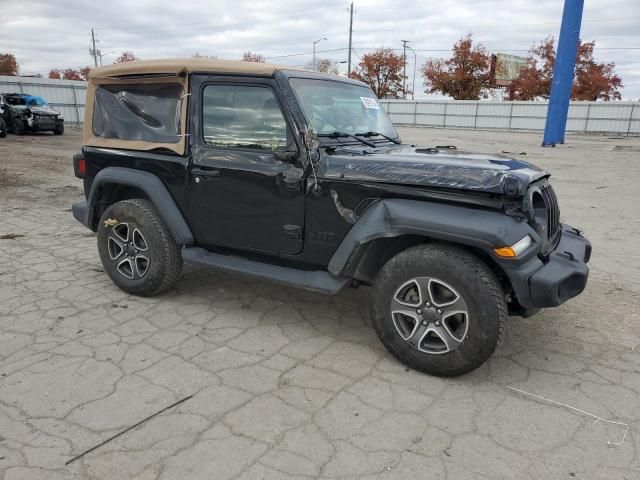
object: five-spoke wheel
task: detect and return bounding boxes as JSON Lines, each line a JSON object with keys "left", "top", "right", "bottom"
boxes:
{"left": 371, "top": 244, "right": 507, "bottom": 377}
{"left": 97, "top": 199, "right": 183, "bottom": 296}
{"left": 391, "top": 277, "right": 469, "bottom": 354}
{"left": 107, "top": 223, "right": 151, "bottom": 280}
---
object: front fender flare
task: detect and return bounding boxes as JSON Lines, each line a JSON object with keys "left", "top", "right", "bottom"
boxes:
{"left": 327, "top": 198, "right": 539, "bottom": 277}
{"left": 83, "top": 167, "right": 193, "bottom": 245}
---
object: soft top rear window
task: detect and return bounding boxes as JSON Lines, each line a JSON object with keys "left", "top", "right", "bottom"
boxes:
{"left": 92, "top": 83, "right": 182, "bottom": 143}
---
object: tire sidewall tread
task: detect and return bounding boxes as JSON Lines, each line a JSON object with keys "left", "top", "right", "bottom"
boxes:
{"left": 97, "top": 199, "right": 182, "bottom": 297}
{"left": 371, "top": 244, "right": 507, "bottom": 377}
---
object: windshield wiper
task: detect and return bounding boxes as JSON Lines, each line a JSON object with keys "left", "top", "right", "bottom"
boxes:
{"left": 356, "top": 131, "right": 401, "bottom": 144}
{"left": 319, "top": 131, "right": 376, "bottom": 148}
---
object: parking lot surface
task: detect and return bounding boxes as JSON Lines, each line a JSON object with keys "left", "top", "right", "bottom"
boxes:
{"left": 1, "top": 128, "right": 639, "bottom": 480}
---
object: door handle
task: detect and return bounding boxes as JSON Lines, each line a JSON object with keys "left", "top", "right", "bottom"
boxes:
{"left": 192, "top": 168, "right": 220, "bottom": 179}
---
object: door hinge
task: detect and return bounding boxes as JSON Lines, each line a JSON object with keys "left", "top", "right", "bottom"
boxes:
{"left": 283, "top": 225, "right": 302, "bottom": 241}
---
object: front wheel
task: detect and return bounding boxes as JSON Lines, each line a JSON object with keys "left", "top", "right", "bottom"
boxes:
{"left": 12, "top": 118, "right": 24, "bottom": 135}
{"left": 0, "top": 118, "right": 6, "bottom": 138}
{"left": 97, "top": 199, "right": 183, "bottom": 296}
{"left": 370, "top": 244, "right": 507, "bottom": 377}
{"left": 53, "top": 122, "right": 64, "bottom": 135}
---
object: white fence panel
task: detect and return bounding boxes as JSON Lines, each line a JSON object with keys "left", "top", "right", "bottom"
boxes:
{"left": 379, "top": 99, "right": 639, "bottom": 136}
{"left": 1, "top": 78, "right": 636, "bottom": 136}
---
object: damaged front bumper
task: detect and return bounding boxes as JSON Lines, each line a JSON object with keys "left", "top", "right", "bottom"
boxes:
{"left": 505, "top": 225, "right": 591, "bottom": 312}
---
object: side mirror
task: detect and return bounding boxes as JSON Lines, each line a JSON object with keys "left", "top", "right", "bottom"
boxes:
{"left": 273, "top": 147, "right": 299, "bottom": 163}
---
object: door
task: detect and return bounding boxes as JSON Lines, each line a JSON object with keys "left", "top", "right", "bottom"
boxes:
{"left": 188, "top": 79, "right": 305, "bottom": 255}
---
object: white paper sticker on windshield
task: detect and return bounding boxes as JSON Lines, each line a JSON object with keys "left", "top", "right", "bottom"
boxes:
{"left": 360, "top": 97, "right": 380, "bottom": 110}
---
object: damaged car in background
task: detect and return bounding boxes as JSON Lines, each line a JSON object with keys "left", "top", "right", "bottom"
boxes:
{"left": 71, "top": 58, "right": 591, "bottom": 377}
{"left": 0, "top": 93, "right": 64, "bottom": 135}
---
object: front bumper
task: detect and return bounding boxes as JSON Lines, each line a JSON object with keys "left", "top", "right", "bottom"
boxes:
{"left": 30, "top": 115, "right": 59, "bottom": 131}
{"left": 507, "top": 225, "right": 591, "bottom": 310}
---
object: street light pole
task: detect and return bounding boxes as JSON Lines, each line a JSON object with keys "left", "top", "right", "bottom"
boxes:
{"left": 406, "top": 45, "right": 417, "bottom": 100}
{"left": 313, "top": 37, "right": 327, "bottom": 71}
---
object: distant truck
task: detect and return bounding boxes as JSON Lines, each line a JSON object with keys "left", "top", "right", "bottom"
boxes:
{"left": 0, "top": 93, "right": 64, "bottom": 135}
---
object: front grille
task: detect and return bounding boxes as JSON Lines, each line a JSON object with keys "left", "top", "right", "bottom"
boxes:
{"left": 540, "top": 183, "right": 561, "bottom": 249}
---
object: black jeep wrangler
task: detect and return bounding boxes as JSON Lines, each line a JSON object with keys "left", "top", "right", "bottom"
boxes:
{"left": 71, "top": 58, "right": 590, "bottom": 376}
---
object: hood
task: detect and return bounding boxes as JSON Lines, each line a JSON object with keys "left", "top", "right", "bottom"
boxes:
{"left": 14, "top": 105, "right": 60, "bottom": 117}
{"left": 321, "top": 145, "right": 548, "bottom": 196}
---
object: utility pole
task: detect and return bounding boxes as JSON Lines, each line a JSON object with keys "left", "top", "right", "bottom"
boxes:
{"left": 347, "top": 2, "right": 354, "bottom": 77}
{"left": 90, "top": 29, "right": 98, "bottom": 67}
{"left": 401, "top": 40, "right": 409, "bottom": 99}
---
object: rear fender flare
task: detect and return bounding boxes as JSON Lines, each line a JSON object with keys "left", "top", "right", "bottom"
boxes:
{"left": 85, "top": 167, "right": 193, "bottom": 245}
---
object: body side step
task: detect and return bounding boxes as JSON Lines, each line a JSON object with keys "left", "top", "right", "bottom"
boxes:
{"left": 182, "top": 247, "right": 350, "bottom": 295}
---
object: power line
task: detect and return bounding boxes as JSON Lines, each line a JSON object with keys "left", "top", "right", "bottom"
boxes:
{"left": 95, "top": 2, "right": 348, "bottom": 35}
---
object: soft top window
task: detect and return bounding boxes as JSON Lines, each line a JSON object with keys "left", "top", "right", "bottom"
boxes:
{"left": 92, "top": 83, "right": 183, "bottom": 143}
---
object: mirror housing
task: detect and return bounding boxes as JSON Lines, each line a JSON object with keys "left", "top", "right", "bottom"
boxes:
{"left": 273, "top": 147, "right": 300, "bottom": 163}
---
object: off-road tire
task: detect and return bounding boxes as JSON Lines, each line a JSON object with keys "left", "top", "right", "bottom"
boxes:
{"left": 53, "top": 123, "right": 64, "bottom": 135}
{"left": 97, "top": 199, "right": 183, "bottom": 296}
{"left": 0, "top": 118, "right": 6, "bottom": 138}
{"left": 12, "top": 118, "right": 24, "bottom": 135}
{"left": 371, "top": 244, "right": 507, "bottom": 377}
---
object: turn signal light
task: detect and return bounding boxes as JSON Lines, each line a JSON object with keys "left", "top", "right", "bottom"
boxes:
{"left": 494, "top": 246, "right": 517, "bottom": 258}
{"left": 494, "top": 235, "right": 533, "bottom": 259}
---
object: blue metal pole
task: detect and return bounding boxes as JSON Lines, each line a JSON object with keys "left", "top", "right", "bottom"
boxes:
{"left": 542, "top": 0, "right": 584, "bottom": 146}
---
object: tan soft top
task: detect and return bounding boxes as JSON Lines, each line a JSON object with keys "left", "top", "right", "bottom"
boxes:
{"left": 88, "top": 58, "right": 296, "bottom": 79}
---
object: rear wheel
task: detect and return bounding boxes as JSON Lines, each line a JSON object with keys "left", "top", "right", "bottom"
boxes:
{"left": 370, "top": 244, "right": 506, "bottom": 377}
{"left": 0, "top": 118, "right": 6, "bottom": 138}
{"left": 97, "top": 199, "right": 183, "bottom": 296}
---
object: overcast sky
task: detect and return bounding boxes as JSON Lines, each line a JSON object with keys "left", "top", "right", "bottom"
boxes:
{"left": 3, "top": 0, "right": 640, "bottom": 99}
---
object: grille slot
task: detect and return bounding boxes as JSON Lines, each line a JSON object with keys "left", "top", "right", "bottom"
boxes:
{"left": 540, "top": 183, "right": 561, "bottom": 248}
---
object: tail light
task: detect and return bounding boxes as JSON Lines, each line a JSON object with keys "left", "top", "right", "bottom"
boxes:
{"left": 73, "top": 153, "right": 86, "bottom": 179}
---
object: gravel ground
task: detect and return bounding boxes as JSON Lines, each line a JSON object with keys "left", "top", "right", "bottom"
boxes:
{"left": 0, "top": 127, "right": 639, "bottom": 480}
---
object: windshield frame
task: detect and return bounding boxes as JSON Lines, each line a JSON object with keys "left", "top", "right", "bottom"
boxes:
{"left": 286, "top": 75, "right": 399, "bottom": 147}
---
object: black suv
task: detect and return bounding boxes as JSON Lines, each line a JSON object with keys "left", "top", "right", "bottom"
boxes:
{"left": 0, "top": 93, "right": 64, "bottom": 135}
{"left": 71, "top": 58, "right": 590, "bottom": 376}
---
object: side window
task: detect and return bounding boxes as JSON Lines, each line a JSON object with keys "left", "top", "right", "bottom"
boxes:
{"left": 202, "top": 84, "right": 287, "bottom": 151}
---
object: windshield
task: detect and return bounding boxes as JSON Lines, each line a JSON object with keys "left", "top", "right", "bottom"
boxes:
{"left": 288, "top": 78, "right": 397, "bottom": 139}
{"left": 27, "top": 96, "right": 48, "bottom": 107}
{"left": 5, "top": 96, "right": 26, "bottom": 106}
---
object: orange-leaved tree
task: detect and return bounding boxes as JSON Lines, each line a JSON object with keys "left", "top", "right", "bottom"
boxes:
{"left": 48, "top": 67, "right": 92, "bottom": 80}
{"left": 350, "top": 48, "right": 406, "bottom": 98}
{"left": 508, "top": 38, "right": 622, "bottom": 101}
{"left": 114, "top": 51, "right": 137, "bottom": 64}
{"left": 421, "top": 34, "right": 492, "bottom": 100}
{"left": 79, "top": 66, "right": 92, "bottom": 80}
{"left": 0, "top": 53, "right": 19, "bottom": 76}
